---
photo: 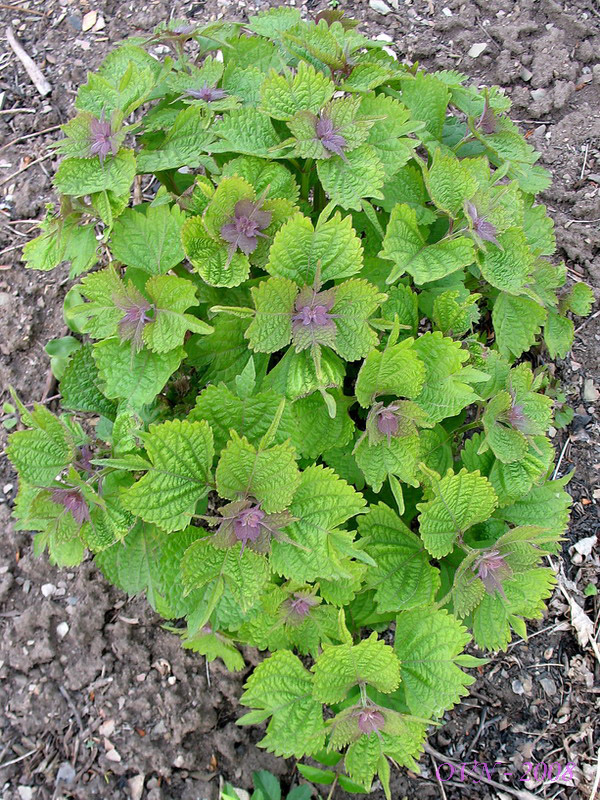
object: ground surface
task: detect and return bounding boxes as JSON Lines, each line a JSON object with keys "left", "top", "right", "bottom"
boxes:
{"left": 0, "top": 1, "right": 599, "bottom": 799}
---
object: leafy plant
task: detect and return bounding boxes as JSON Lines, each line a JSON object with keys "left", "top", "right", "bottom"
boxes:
{"left": 222, "top": 769, "right": 311, "bottom": 800}
{"left": 8, "top": 9, "right": 594, "bottom": 796}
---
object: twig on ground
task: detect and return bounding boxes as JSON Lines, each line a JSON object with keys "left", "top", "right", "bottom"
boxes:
{"left": 6, "top": 26, "right": 51, "bottom": 96}
{"left": 575, "top": 310, "right": 600, "bottom": 335}
{"left": 429, "top": 750, "right": 448, "bottom": 800}
{"left": 0, "top": 107, "right": 36, "bottom": 115}
{"left": 58, "top": 685, "right": 83, "bottom": 732}
{"left": 580, "top": 142, "right": 590, "bottom": 180}
{"left": 0, "top": 124, "right": 62, "bottom": 153}
{"left": 0, "top": 151, "right": 54, "bottom": 187}
{"left": 590, "top": 747, "right": 600, "bottom": 800}
{"left": 0, "top": 747, "right": 38, "bottom": 770}
{"left": 0, "top": 3, "right": 46, "bottom": 15}
{"left": 552, "top": 436, "right": 571, "bottom": 480}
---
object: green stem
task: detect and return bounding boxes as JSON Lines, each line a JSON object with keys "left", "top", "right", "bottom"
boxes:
{"left": 301, "top": 158, "right": 314, "bottom": 201}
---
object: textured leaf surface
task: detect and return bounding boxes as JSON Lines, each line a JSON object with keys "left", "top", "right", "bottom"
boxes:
{"left": 7, "top": 407, "right": 74, "bottom": 485}
{"left": 60, "top": 344, "right": 117, "bottom": 420}
{"left": 93, "top": 340, "right": 185, "bottom": 408}
{"left": 181, "top": 538, "right": 270, "bottom": 611}
{"left": 418, "top": 468, "right": 498, "bottom": 557}
{"left": 239, "top": 650, "right": 325, "bottom": 758}
{"left": 54, "top": 150, "right": 136, "bottom": 196}
{"left": 216, "top": 432, "right": 300, "bottom": 513}
{"left": 360, "top": 504, "right": 440, "bottom": 612}
{"left": 493, "top": 293, "right": 547, "bottom": 360}
{"left": 270, "top": 464, "right": 366, "bottom": 582}
{"left": 111, "top": 204, "right": 186, "bottom": 275}
{"left": 380, "top": 204, "right": 475, "bottom": 284}
{"left": 317, "top": 144, "right": 385, "bottom": 211}
{"left": 266, "top": 212, "right": 363, "bottom": 285}
{"left": 355, "top": 339, "right": 425, "bottom": 407}
{"left": 394, "top": 608, "right": 475, "bottom": 717}
{"left": 123, "top": 420, "right": 213, "bottom": 531}
{"left": 312, "top": 632, "right": 401, "bottom": 703}
{"left": 246, "top": 276, "right": 296, "bottom": 353}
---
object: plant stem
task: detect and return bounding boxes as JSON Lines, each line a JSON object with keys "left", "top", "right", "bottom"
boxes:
{"left": 301, "top": 158, "right": 314, "bottom": 201}
{"left": 325, "top": 775, "right": 338, "bottom": 800}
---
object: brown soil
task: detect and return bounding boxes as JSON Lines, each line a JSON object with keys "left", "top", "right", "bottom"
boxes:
{"left": 0, "top": 1, "right": 598, "bottom": 799}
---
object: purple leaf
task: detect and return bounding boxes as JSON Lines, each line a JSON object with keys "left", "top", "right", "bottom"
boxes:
{"left": 51, "top": 487, "right": 90, "bottom": 526}
{"left": 220, "top": 198, "right": 272, "bottom": 260}
{"left": 185, "top": 81, "right": 228, "bottom": 102}
{"left": 89, "top": 115, "right": 119, "bottom": 163}
{"left": 467, "top": 202, "right": 500, "bottom": 247}
{"left": 314, "top": 112, "right": 348, "bottom": 160}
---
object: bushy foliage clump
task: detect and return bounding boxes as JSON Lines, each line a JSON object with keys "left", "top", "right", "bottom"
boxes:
{"left": 8, "top": 9, "right": 594, "bottom": 794}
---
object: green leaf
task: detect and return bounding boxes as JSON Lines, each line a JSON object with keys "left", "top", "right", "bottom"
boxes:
{"left": 182, "top": 216, "right": 251, "bottom": 288}
{"left": 564, "top": 282, "right": 594, "bottom": 316}
{"left": 54, "top": 149, "right": 136, "bottom": 196}
{"left": 418, "top": 467, "right": 498, "bottom": 558}
{"left": 544, "top": 309, "right": 574, "bottom": 358}
{"left": 246, "top": 277, "right": 296, "bottom": 353}
{"left": 93, "top": 340, "right": 185, "bottom": 408}
{"left": 142, "top": 275, "right": 212, "bottom": 353}
{"left": 180, "top": 626, "right": 245, "bottom": 672}
{"left": 411, "top": 332, "right": 484, "bottom": 423}
{"left": 317, "top": 144, "right": 385, "bottom": 211}
{"left": 110, "top": 204, "right": 186, "bottom": 275}
{"left": 221, "top": 155, "right": 299, "bottom": 203}
{"left": 137, "top": 106, "right": 215, "bottom": 171}
{"left": 7, "top": 406, "right": 75, "bottom": 485}
{"left": 260, "top": 61, "right": 335, "bottom": 121}
{"left": 355, "top": 434, "right": 421, "bottom": 492}
{"left": 181, "top": 538, "right": 270, "bottom": 612}
{"left": 211, "top": 107, "right": 281, "bottom": 156}
{"left": 216, "top": 432, "right": 300, "bottom": 513}
{"left": 312, "top": 632, "right": 401, "bottom": 703}
{"left": 493, "top": 293, "right": 547, "bottom": 360}
{"left": 355, "top": 338, "right": 425, "bottom": 407}
{"left": 380, "top": 204, "right": 475, "bottom": 284}
{"left": 270, "top": 464, "right": 367, "bottom": 582}
{"left": 394, "top": 608, "right": 475, "bottom": 717}
{"left": 359, "top": 504, "right": 440, "bottom": 612}
{"left": 398, "top": 72, "right": 450, "bottom": 139}
{"left": 425, "top": 149, "right": 477, "bottom": 216}
{"left": 359, "top": 94, "right": 418, "bottom": 180}
{"left": 60, "top": 344, "right": 118, "bottom": 420}
{"left": 189, "top": 383, "right": 293, "bottom": 455}
{"left": 330, "top": 279, "right": 386, "bottom": 362}
{"left": 266, "top": 212, "right": 363, "bottom": 285}
{"left": 95, "top": 522, "right": 166, "bottom": 611}
{"left": 252, "top": 771, "right": 281, "bottom": 800}
{"left": 472, "top": 568, "right": 556, "bottom": 651}
{"left": 290, "top": 391, "right": 354, "bottom": 459}
{"left": 123, "top": 419, "right": 213, "bottom": 531}
{"left": 239, "top": 650, "right": 325, "bottom": 758}
{"left": 479, "top": 229, "right": 533, "bottom": 294}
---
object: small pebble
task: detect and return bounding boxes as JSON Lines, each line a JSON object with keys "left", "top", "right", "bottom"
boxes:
{"left": 539, "top": 677, "right": 557, "bottom": 696}
{"left": 468, "top": 43, "right": 488, "bottom": 58}
{"left": 17, "top": 788, "right": 33, "bottom": 800}
{"left": 66, "top": 13, "right": 82, "bottom": 30}
{"left": 41, "top": 583, "right": 57, "bottom": 598}
{"left": 81, "top": 10, "right": 97, "bottom": 31}
{"left": 583, "top": 378, "right": 599, "bottom": 402}
{"left": 105, "top": 748, "right": 122, "bottom": 763}
{"left": 369, "top": 0, "right": 392, "bottom": 14}
{"left": 56, "top": 621, "right": 69, "bottom": 639}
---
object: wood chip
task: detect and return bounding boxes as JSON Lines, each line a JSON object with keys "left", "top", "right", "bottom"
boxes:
{"left": 5, "top": 27, "right": 51, "bottom": 97}
{"left": 81, "top": 10, "right": 97, "bottom": 31}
